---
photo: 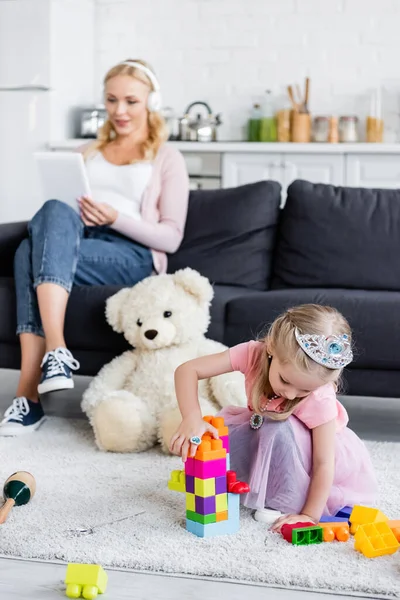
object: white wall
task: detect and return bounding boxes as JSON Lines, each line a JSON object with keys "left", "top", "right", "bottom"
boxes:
{"left": 94, "top": 0, "right": 400, "bottom": 141}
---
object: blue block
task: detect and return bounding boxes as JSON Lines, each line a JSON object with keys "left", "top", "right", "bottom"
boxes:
{"left": 319, "top": 515, "right": 349, "bottom": 523}
{"left": 335, "top": 505, "right": 353, "bottom": 519}
{"left": 186, "top": 517, "right": 239, "bottom": 537}
{"left": 226, "top": 453, "right": 230, "bottom": 470}
{"left": 228, "top": 492, "right": 240, "bottom": 521}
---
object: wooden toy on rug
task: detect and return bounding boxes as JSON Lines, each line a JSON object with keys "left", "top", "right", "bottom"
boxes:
{"left": 0, "top": 471, "right": 36, "bottom": 524}
{"left": 168, "top": 416, "right": 250, "bottom": 537}
{"left": 65, "top": 564, "right": 108, "bottom": 599}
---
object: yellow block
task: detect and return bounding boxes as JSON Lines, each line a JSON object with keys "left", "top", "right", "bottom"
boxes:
{"left": 168, "top": 470, "right": 185, "bottom": 493}
{"left": 65, "top": 564, "right": 107, "bottom": 598}
{"left": 194, "top": 477, "right": 216, "bottom": 498}
{"left": 216, "top": 493, "right": 228, "bottom": 512}
{"left": 354, "top": 522, "right": 399, "bottom": 558}
{"left": 350, "top": 506, "right": 388, "bottom": 534}
{"left": 186, "top": 493, "right": 195, "bottom": 512}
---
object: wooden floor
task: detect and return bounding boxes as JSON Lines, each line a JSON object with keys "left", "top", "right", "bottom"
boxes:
{"left": 0, "top": 557, "right": 372, "bottom": 599}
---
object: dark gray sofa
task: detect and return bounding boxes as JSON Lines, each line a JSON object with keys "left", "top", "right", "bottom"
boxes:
{"left": 1, "top": 179, "right": 399, "bottom": 397}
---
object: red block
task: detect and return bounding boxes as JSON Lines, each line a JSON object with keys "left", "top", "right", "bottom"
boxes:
{"left": 281, "top": 522, "right": 315, "bottom": 543}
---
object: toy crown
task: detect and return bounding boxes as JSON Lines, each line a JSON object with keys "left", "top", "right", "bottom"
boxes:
{"left": 294, "top": 328, "right": 353, "bottom": 369}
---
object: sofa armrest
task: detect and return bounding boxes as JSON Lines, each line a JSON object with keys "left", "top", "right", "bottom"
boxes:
{"left": 0, "top": 222, "right": 28, "bottom": 276}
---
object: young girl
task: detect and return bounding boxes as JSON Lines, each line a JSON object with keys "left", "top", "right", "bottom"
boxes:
{"left": 170, "top": 304, "right": 378, "bottom": 531}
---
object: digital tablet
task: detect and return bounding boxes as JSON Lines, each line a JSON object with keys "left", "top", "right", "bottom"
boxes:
{"left": 34, "top": 152, "right": 92, "bottom": 213}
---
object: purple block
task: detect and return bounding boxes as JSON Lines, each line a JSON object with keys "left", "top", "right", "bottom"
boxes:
{"left": 185, "top": 475, "right": 195, "bottom": 494}
{"left": 215, "top": 476, "right": 227, "bottom": 495}
{"left": 195, "top": 495, "right": 216, "bottom": 515}
{"left": 185, "top": 458, "right": 195, "bottom": 477}
{"left": 220, "top": 435, "right": 230, "bottom": 453}
{"left": 335, "top": 506, "right": 352, "bottom": 519}
{"left": 194, "top": 458, "right": 226, "bottom": 479}
{"left": 319, "top": 515, "right": 348, "bottom": 523}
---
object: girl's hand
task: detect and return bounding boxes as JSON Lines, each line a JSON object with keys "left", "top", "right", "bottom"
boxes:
{"left": 169, "top": 416, "right": 219, "bottom": 462}
{"left": 78, "top": 195, "right": 118, "bottom": 226}
{"left": 270, "top": 513, "right": 318, "bottom": 533}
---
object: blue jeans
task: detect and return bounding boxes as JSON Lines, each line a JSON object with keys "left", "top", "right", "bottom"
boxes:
{"left": 14, "top": 199, "right": 153, "bottom": 337}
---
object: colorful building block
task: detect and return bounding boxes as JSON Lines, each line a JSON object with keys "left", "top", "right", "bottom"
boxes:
{"left": 185, "top": 474, "right": 195, "bottom": 494}
{"left": 65, "top": 564, "right": 107, "bottom": 599}
{"left": 194, "top": 477, "right": 215, "bottom": 497}
{"left": 215, "top": 476, "right": 227, "bottom": 494}
{"left": 388, "top": 520, "right": 400, "bottom": 542}
{"left": 354, "top": 521, "right": 399, "bottom": 558}
{"left": 168, "top": 416, "right": 249, "bottom": 538}
{"left": 195, "top": 438, "right": 227, "bottom": 461}
{"left": 185, "top": 493, "right": 195, "bottom": 512}
{"left": 195, "top": 495, "right": 216, "bottom": 515}
{"left": 186, "top": 510, "right": 216, "bottom": 524}
{"left": 319, "top": 515, "right": 349, "bottom": 523}
{"left": 167, "top": 470, "right": 185, "bottom": 493}
{"left": 281, "top": 522, "right": 321, "bottom": 545}
{"left": 319, "top": 522, "right": 350, "bottom": 542}
{"left": 194, "top": 458, "right": 227, "bottom": 479}
{"left": 349, "top": 506, "right": 388, "bottom": 535}
{"left": 334, "top": 505, "right": 353, "bottom": 520}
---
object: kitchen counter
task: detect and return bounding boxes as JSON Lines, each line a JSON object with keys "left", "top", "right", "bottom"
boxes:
{"left": 48, "top": 139, "right": 400, "bottom": 154}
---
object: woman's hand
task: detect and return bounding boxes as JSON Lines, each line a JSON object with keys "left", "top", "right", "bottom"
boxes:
{"left": 270, "top": 513, "right": 318, "bottom": 533}
{"left": 78, "top": 195, "right": 118, "bottom": 226}
{"left": 169, "top": 416, "right": 219, "bottom": 462}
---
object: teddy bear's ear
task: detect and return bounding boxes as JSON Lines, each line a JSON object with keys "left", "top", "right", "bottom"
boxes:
{"left": 105, "top": 288, "right": 132, "bottom": 333}
{"left": 173, "top": 268, "right": 214, "bottom": 306}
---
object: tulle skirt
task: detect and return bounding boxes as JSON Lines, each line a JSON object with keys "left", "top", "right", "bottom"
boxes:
{"left": 220, "top": 407, "right": 378, "bottom": 516}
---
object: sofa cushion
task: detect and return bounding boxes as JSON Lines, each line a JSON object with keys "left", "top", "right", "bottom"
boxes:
{"left": 168, "top": 181, "right": 282, "bottom": 290}
{"left": 272, "top": 180, "right": 400, "bottom": 290}
{"left": 224, "top": 288, "right": 400, "bottom": 370}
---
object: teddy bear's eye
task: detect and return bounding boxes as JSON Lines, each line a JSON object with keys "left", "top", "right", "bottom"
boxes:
{"left": 163, "top": 311, "right": 172, "bottom": 318}
{"left": 136, "top": 319, "right": 143, "bottom": 327}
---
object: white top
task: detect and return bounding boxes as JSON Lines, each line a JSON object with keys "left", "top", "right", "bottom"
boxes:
{"left": 85, "top": 152, "right": 153, "bottom": 220}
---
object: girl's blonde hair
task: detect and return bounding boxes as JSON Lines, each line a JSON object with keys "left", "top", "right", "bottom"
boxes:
{"left": 84, "top": 59, "right": 168, "bottom": 162}
{"left": 251, "top": 304, "right": 352, "bottom": 420}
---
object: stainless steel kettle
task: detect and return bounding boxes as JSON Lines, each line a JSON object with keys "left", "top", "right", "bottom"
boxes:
{"left": 79, "top": 106, "right": 108, "bottom": 138}
{"left": 179, "top": 102, "right": 222, "bottom": 142}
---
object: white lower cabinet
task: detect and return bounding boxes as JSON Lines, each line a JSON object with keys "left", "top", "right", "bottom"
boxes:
{"left": 346, "top": 154, "right": 400, "bottom": 188}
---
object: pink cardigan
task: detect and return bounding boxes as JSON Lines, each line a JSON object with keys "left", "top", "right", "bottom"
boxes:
{"left": 81, "top": 143, "right": 189, "bottom": 274}
{"left": 110, "top": 144, "right": 189, "bottom": 273}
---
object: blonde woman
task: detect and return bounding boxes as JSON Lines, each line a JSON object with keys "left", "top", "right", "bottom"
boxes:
{"left": 170, "top": 304, "right": 377, "bottom": 530}
{"left": 1, "top": 59, "right": 189, "bottom": 436}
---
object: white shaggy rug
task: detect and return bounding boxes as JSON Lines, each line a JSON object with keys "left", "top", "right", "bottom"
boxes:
{"left": 0, "top": 418, "right": 399, "bottom": 598}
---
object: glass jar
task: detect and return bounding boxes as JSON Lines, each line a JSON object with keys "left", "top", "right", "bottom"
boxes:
{"left": 313, "top": 116, "right": 330, "bottom": 142}
{"left": 339, "top": 116, "right": 359, "bottom": 143}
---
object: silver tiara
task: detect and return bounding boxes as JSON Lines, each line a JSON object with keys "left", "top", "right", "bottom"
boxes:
{"left": 294, "top": 328, "right": 353, "bottom": 369}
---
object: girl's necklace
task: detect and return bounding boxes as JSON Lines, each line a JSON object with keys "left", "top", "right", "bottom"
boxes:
{"left": 250, "top": 393, "right": 280, "bottom": 430}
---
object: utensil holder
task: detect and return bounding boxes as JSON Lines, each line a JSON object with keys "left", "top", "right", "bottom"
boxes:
{"left": 291, "top": 113, "right": 311, "bottom": 143}
{"left": 366, "top": 117, "right": 384, "bottom": 143}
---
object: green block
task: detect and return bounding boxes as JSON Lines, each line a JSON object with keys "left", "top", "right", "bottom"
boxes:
{"left": 186, "top": 510, "right": 216, "bottom": 524}
{"left": 292, "top": 526, "right": 323, "bottom": 546}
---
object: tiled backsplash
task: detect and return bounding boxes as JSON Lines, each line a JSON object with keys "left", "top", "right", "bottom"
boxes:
{"left": 94, "top": 0, "right": 400, "bottom": 140}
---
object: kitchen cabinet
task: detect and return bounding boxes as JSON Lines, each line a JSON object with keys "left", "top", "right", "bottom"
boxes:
{"left": 222, "top": 152, "right": 344, "bottom": 199}
{"left": 346, "top": 155, "right": 400, "bottom": 188}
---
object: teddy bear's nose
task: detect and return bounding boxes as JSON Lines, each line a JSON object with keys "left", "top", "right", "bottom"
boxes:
{"left": 144, "top": 329, "right": 158, "bottom": 340}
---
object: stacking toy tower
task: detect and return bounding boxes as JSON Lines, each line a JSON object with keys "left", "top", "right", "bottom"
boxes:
{"left": 168, "top": 416, "right": 249, "bottom": 538}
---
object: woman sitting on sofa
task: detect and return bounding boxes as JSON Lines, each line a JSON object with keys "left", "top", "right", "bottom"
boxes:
{"left": 0, "top": 59, "right": 189, "bottom": 436}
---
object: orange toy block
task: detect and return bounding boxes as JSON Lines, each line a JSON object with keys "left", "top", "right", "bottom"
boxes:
{"left": 388, "top": 520, "right": 400, "bottom": 542}
{"left": 319, "top": 522, "right": 350, "bottom": 542}
{"left": 203, "top": 415, "right": 229, "bottom": 437}
{"left": 349, "top": 506, "right": 388, "bottom": 535}
{"left": 216, "top": 511, "right": 228, "bottom": 522}
{"left": 195, "top": 438, "right": 227, "bottom": 461}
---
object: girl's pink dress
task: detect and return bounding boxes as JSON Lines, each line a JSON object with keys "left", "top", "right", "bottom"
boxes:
{"left": 219, "top": 341, "right": 378, "bottom": 516}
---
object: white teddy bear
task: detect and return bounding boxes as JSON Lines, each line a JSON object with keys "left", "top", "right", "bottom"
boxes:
{"left": 81, "top": 268, "right": 247, "bottom": 453}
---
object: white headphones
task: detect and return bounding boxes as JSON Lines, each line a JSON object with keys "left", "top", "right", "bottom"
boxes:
{"left": 121, "top": 61, "right": 162, "bottom": 112}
